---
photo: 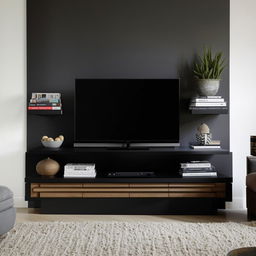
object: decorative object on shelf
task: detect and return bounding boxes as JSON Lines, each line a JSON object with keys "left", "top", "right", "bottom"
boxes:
{"left": 41, "top": 135, "right": 64, "bottom": 148}
{"left": 193, "top": 48, "right": 225, "bottom": 96}
{"left": 251, "top": 136, "right": 256, "bottom": 156}
{"left": 191, "top": 124, "right": 221, "bottom": 149}
{"left": 28, "top": 92, "right": 63, "bottom": 115}
{"left": 196, "top": 123, "right": 212, "bottom": 145}
{"left": 36, "top": 157, "right": 60, "bottom": 176}
{"left": 189, "top": 96, "right": 228, "bottom": 115}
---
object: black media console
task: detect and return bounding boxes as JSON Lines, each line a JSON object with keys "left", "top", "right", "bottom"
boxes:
{"left": 25, "top": 147, "right": 232, "bottom": 214}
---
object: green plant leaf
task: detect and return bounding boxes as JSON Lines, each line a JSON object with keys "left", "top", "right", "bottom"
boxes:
{"left": 193, "top": 48, "right": 225, "bottom": 80}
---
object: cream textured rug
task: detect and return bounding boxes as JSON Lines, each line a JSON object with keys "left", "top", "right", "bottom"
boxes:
{"left": 1, "top": 221, "right": 256, "bottom": 256}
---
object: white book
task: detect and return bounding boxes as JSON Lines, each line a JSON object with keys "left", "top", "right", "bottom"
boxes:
{"left": 65, "top": 163, "right": 95, "bottom": 166}
{"left": 192, "top": 98, "right": 224, "bottom": 103}
{"left": 64, "top": 167, "right": 95, "bottom": 171}
{"left": 65, "top": 163, "right": 95, "bottom": 167}
{"left": 190, "top": 102, "right": 227, "bottom": 107}
{"left": 64, "top": 168, "right": 96, "bottom": 172}
{"left": 64, "top": 174, "right": 96, "bottom": 178}
{"left": 190, "top": 145, "right": 221, "bottom": 149}
{"left": 182, "top": 172, "right": 217, "bottom": 177}
{"left": 196, "top": 96, "right": 222, "bottom": 99}
{"left": 65, "top": 163, "right": 95, "bottom": 171}
{"left": 64, "top": 170, "right": 96, "bottom": 175}
{"left": 64, "top": 173, "right": 96, "bottom": 175}
{"left": 180, "top": 163, "right": 212, "bottom": 168}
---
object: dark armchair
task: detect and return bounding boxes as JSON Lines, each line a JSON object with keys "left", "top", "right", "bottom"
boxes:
{"left": 246, "top": 156, "right": 256, "bottom": 220}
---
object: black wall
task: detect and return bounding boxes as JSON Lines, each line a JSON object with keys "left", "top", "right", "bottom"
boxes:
{"left": 27, "top": 0, "right": 229, "bottom": 150}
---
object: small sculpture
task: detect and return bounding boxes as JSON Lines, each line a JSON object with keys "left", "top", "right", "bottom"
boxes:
{"left": 196, "top": 123, "right": 212, "bottom": 145}
{"left": 36, "top": 157, "right": 60, "bottom": 176}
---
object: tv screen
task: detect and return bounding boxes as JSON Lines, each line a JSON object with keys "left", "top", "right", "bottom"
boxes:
{"left": 74, "top": 79, "right": 180, "bottom": 147}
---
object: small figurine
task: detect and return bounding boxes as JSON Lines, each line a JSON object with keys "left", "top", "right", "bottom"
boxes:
{"left": 196, "top": 123, "right": 212, "bottom": 145}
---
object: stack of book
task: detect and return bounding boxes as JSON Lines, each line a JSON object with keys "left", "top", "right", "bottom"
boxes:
{"left": 190, "top": 140, "right": 221, "bottom": 150}
{"left": 189, "top": 96, "right": 227, "bottom": 110}
{"left": 64, "top": 163, "right": 96, "bottom": 178}
{"left": 180, "top": 161, "right": 217, "bottom": 177}
{"left": 28, "top": 93, "right": 62, "bottom": 114}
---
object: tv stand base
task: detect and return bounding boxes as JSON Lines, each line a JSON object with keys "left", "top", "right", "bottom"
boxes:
{"left": 27, "top": 181, "right": 230, "bottom": 214}
{"left": 37, "top": 198, "right": 221, "bottom": 214}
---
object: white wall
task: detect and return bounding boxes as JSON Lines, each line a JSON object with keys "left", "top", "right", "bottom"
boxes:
{"left": 0, "top": 0, "right": 255, "bottom": 209}
{"left": 230, "top": 0, "right": 256, "bottom": 209}
{"left": 0, "top": 0, "right": 26, "bottom": 207}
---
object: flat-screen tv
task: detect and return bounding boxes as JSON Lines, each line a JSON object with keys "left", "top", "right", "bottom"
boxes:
{"left": 74, "top": 79, "right": 180, "bottom": 147}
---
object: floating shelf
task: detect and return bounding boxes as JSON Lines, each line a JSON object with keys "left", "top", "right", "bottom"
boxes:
{"left": 25, "top": 175, "right": 232, "bottom": 184}
{"left": 28, "top": 110, "right": 63, "bottom": 115}
{"left": 27, "top": 147, "right": 231, "bottom": 155}
{"left": 189, "top": 107, "right": 228, "bottom": 115}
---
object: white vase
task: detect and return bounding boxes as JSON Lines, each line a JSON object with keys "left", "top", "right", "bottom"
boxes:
{"left": 197, "top": 79, "right": 220, "bottom": 96}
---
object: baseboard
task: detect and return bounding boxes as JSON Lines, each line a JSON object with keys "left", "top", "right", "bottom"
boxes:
{"left": 14, "top": 197, "right": 27, "bottom": 208}
{"left": 226, "top": 197, "right": 246, "bottom": 210}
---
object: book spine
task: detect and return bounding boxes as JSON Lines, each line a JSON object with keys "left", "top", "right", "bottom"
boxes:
{"left": 64, "top": 166, "right": 95, "bottom": 170}
{"left": 181, "top": 168, "right": 214, "bottom": 172}
{"left": 189, "top": 107, "right": 227, "bottom": 110}
{"left": 31, "top": 93, "right": 61, "bottom": 99}
{"left": 191, "top": 145, "right": 221, "bottom": 149}
{"left": 64, "top": 171, "right": 96, "bottom": 175}
{"left": 65, "top": 170, "right": 95, "bottom": 172}
{"left": 28, "top": 106, "right": 62, "bottom": 110}
{"left": 64, "top": 167, "right": 96, "bottom": 171}
{"left": 64, "top": 175, "right": 96, "bottom": 177}
{"left": 195, "top": 96, "right": 222, "bottom": 99}
{"left": 64, "top": 165, "right": 95, "bottom": 168}
{"left": 30, "top": 99, "right": 61, "bottom": 103}
{"left": 65, "top": 163, "right": 95, "bottom": 167}
{"left": 29, "top": 103, "right": 61, "bottom": 107}
{"left": 180, "top": 164, "right": 211, "bottom": 168}
{"left": 182, "top": 172, "right": 217, "bottom": 177}
{"left": 192, "top": 98, "right": 224, "bottom": 103}
{"left": 190, "top": 102, "right": 226, "bottom": 107}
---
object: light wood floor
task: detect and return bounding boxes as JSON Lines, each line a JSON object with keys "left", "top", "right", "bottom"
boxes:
{"left": 16, "top": 208, "right": 248, "bottom": 223}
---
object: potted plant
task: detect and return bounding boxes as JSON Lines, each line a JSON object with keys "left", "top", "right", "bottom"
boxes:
{"left": 193, "top": 48, "right": 225, "bottom": 96}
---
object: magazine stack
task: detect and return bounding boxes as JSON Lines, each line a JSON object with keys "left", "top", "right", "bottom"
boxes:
{"left": 64, "top": 163, "right": 96, "bottom": 178}
{"left": 189, "top": 96, "right": 227, "bottom": 111}
{"left": 180, "top": 161, "right": 217, "bottom": 177}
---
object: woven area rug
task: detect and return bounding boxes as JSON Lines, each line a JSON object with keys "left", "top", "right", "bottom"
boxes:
{"left": 1, "top": 221, "right": 256, "bottom": 256}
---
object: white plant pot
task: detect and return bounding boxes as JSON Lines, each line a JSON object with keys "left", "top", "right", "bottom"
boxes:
{"left": 197, "top": 79, "right": 220, "bottom": 96}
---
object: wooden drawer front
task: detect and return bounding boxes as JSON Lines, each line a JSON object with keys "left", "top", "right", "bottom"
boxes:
{"left": 168, "top": 192, "right": 217, "bottom": 198}
{"left": 30, "top": 183, "right": 225, "bottom": 198}
{"left": 84, "top": 183, "right": 129, "bottom": 188}
{"left": 84, "top": 193, "right": 129, "bottom": 198}
{"left": 130, "top": 183, "right": 169, "bottom": 188}
{"left": 40, "top": 192, "right": 83, "bottom": 198}
{"left": 169, "top": 183, "right": 216, "bottom": 188}
{"left": 169, "top": 183, "right": 225, "bottom": 198}
{"left": 129, "top": 184, "right": 168, "bottom": 198}
{"left": 40, "top": 183, "right": 83, "bottom": 188}
{"left": 130, "top": 193, "right": 169, "bottom": 198}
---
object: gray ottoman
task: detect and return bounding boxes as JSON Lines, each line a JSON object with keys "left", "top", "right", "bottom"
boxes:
{"left": 0, "top": 186, "right": 16, "bottom": 235}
